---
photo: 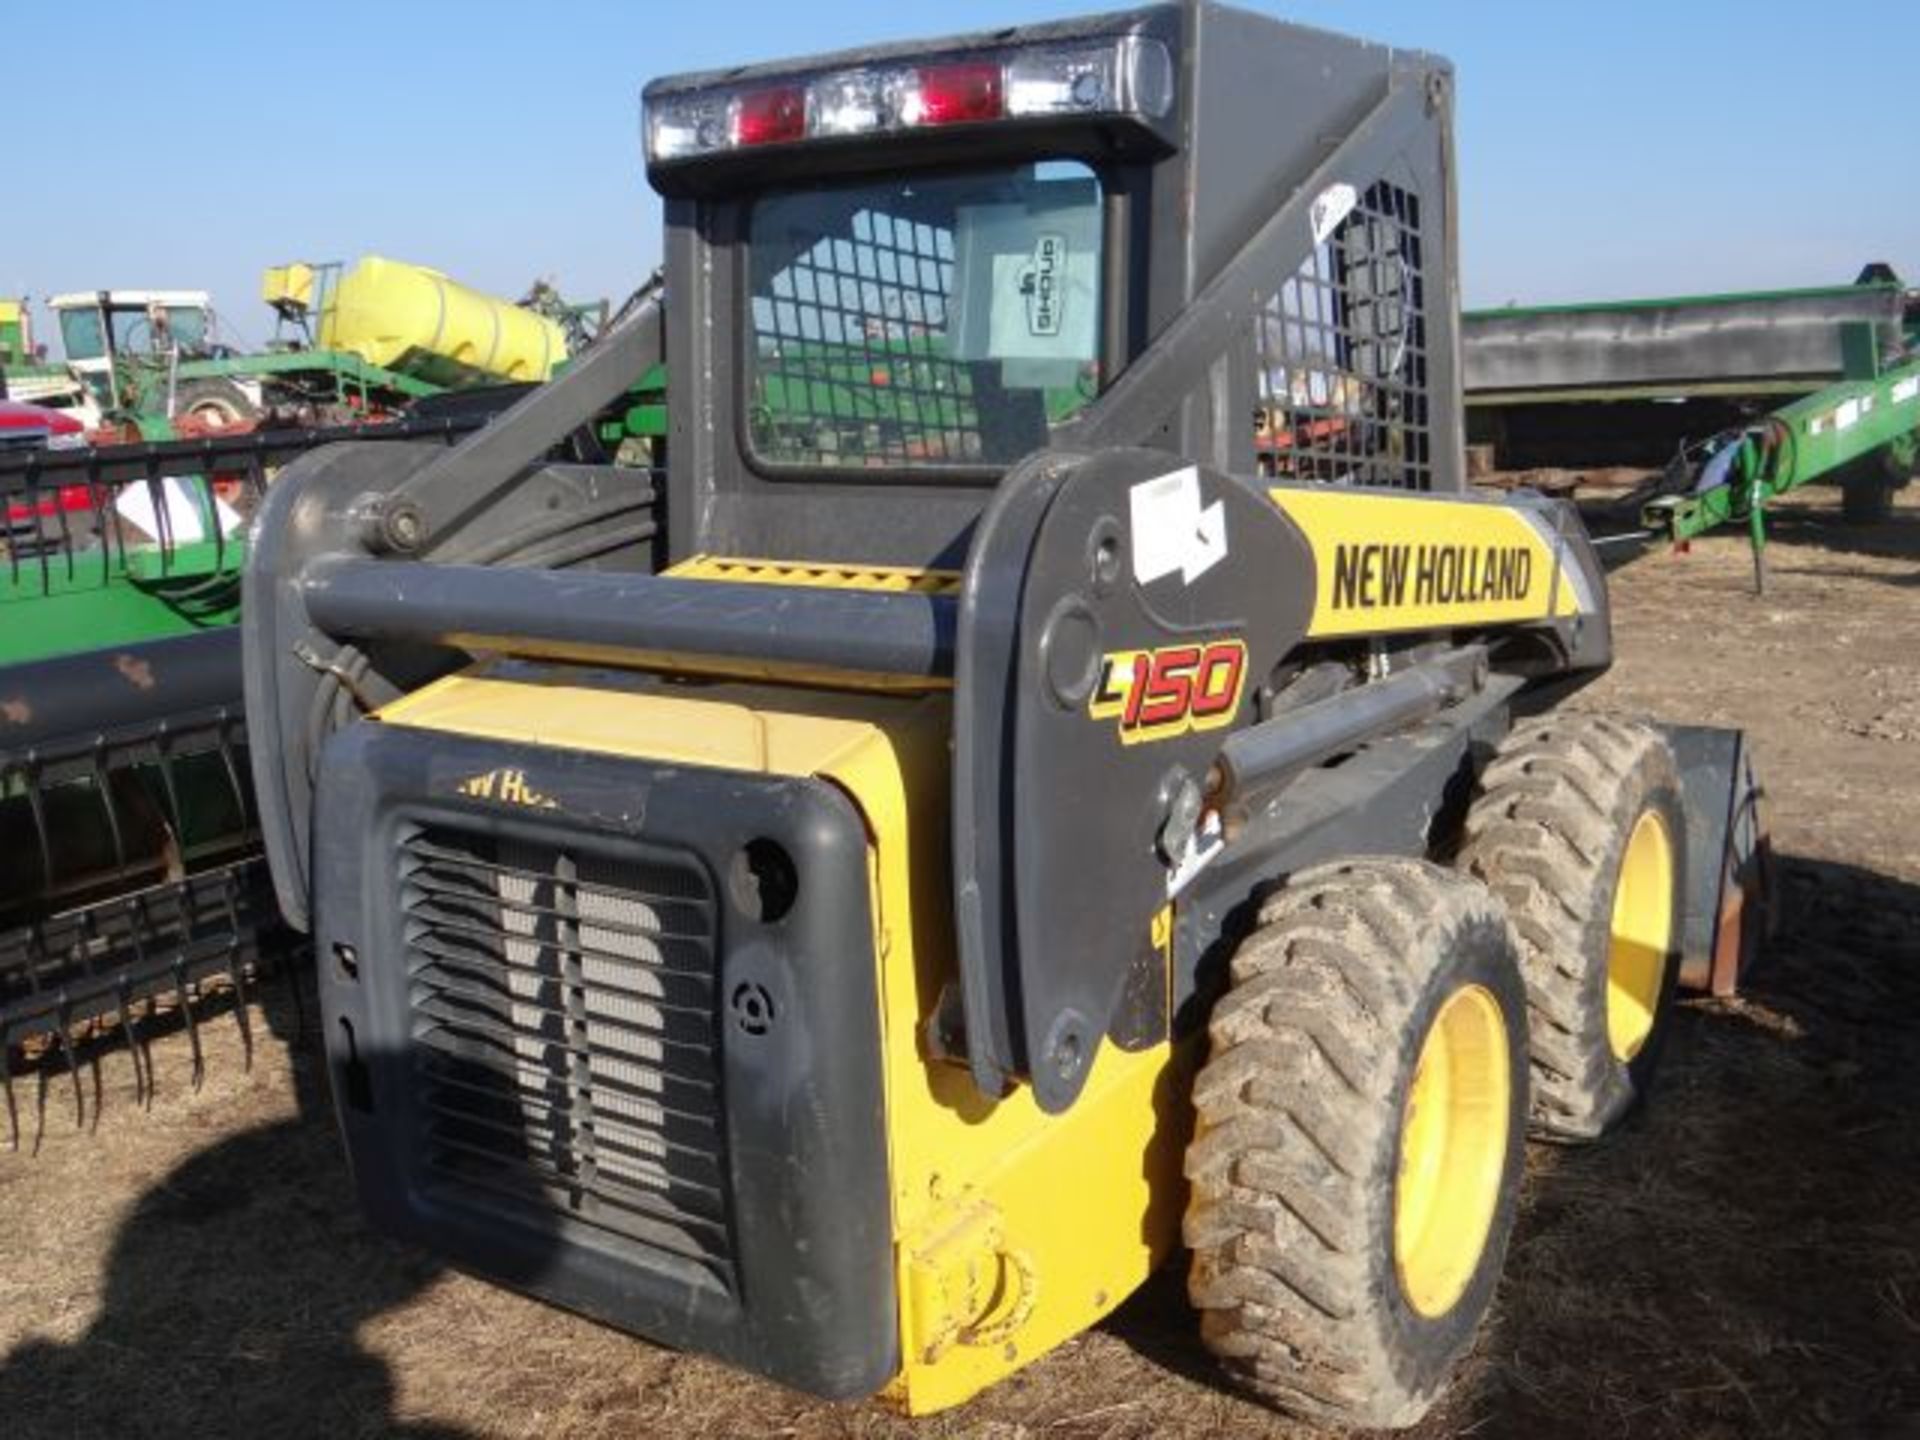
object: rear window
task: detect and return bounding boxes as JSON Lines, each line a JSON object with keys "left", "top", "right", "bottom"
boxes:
{"left": 744, "top": 160, "right": 1104, "bottom": 471}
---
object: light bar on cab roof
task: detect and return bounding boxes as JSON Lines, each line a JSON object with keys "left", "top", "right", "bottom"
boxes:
{"left": 646, "top": 34, "right": 1174, "bottom": 164}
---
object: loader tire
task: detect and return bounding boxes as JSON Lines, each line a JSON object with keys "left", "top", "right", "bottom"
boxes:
{"left": 1460, "top": 713, "right": 1686, "bottom": 1142}
{"left": 1185, "top": 858, "right": 1529, "bottom": 1431}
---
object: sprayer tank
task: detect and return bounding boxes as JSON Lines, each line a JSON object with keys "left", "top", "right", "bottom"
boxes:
{"left": 318, "top": 256, "right": 565, "bottom": 385}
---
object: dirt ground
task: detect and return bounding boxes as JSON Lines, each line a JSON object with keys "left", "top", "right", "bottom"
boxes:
{"left": 4, "top": 484, "right": 1919, "bottom": 1440}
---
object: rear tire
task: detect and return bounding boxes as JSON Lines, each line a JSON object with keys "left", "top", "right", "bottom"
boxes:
{"left": 1841, "top": 472, "right": 1896, "bottom": 524}
{"left": 1185, "top": 858, "right": 1529, "bottom": 1430}
{"left": 173, "top": 377, "right": 258, "bottom": 431}
{"left": 1460, "top": 714, "right": 1686, "bottom": 1141}
{"left": 1837, "top": 444, "right": 1911, "bottom": 524}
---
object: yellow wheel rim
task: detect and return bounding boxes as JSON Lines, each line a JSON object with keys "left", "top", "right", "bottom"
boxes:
{"left": 1607, "top": 809, "right": 1675, "bottom": 1062}
{"left": 1393, "top": 984, "right": 1511, "bottom": 1319}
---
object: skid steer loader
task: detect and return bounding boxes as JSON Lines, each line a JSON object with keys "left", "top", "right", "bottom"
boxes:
{"left": 242, "top": 4, "right": 1768, "bottom": 1426}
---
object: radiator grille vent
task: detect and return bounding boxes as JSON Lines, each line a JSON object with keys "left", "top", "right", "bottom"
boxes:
{"left": 399, "top": 826, "right": 733, "bottom": 1291}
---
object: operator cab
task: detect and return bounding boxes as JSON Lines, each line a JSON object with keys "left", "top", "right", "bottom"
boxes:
{"left": 48, "top": 289, "right": 220, "bottom": 412}
{"left": 642, "top": 5, "right": 1457, "bottom": 567}
{"left": 739, "top": 159, "right": 1107, "bottom": 469}
{"left": 51, "top": 289, "right": 216, "bottom": 366}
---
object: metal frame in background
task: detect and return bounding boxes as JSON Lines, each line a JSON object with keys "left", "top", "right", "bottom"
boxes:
{"left": 0, "top": 413, "right": 496, "bottom": 1135}
{"left": 0, "top": 632, "right": 285, "bottom": 1143}
{"left": 1464, "top": 276, "right": 1910, "bottom": 401}
{"left": 1, "top": 358, "right": 667, "bottom": 1132}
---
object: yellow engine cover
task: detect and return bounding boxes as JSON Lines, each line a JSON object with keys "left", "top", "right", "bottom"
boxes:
{"left": 377, "top": 663, "right": 1190, "bottom": 1415}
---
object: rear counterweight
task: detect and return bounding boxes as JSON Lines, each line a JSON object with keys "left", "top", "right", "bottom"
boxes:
{"left": 310, "top": 722, "right": 899, "bottom": 1398}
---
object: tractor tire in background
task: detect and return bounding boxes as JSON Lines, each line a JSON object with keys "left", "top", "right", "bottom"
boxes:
{"left": 1837, "top": 442, "right": 1914, "bottom": 524}
{"left": 1185, "top": 858, "right": 1529, "bottom": 1431}
{"left": 1460, "top": 714, "right": 1686, "bottom": 1142}
{"left": 172, "top": 377, "right": 259, "bottom": 432}
{"left": 1840, "top": 469, "right": 1896, "bottom": 524}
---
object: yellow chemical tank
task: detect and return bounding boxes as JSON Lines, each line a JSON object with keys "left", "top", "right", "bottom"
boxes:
{"left": 317, "top": 256, "right": 566, "bottom": 386}
{"left": 261, "top": 262, "right": 319, "bottom": 314}
{"left": 0, "top": 298, "right": 27, "bottom": 364}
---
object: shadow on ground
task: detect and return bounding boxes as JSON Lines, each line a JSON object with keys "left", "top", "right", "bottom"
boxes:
{"left": 1707, "top": 488, "right": 1920, "bottom": 584}
{"left": 1757, "top": 500, "right": 1920, "bottom": 589}
{"left": 0, "top": 973, "right": 469, "bottom": 1440}
{"left": 7, "top": 852, "right": 1920, "bottom": 1439}
{"left": 1446, "top": 854, "right": 1920, "bottom": 1439}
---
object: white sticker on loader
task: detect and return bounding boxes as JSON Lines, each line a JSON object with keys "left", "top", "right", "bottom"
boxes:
{"left": 1893, "top": 376, "right": 1919, "bottom": 405}
{"left": 1310, "top": 182, "right": 1359, "bottom": 246}
{"left": 1835, "top": 398, "right": 1863, "bottom": 432}
{"left": 1131, "top": 467, "right": 1228, "bottom": 587}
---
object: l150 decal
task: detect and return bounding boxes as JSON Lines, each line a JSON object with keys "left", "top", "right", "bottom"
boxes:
{"left": 1088, "top": 638, "right": 1248, "bottom": 744}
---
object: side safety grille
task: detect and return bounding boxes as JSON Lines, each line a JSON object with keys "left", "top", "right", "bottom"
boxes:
{"left": 1252, "top": 178, "right": 1432, "bottom": 490}
{"left": 398, "top": 827, "right": 734, "bottom": 1291}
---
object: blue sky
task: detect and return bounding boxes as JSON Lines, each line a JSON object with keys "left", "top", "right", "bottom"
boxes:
{"left": 10, "top": 0, "right": 1916, "bottom": 352}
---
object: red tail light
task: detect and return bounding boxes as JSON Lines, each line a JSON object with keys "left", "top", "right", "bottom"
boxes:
{"left": 733, "top": 85, "right": 806, "bottom": 147}
{"left": 647, "top": 35, "right": 1174, "bottom": 163}
{"left": 914, "top": 62, "right": 1004, "bottom": 126}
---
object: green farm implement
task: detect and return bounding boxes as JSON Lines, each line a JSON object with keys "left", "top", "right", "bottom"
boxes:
{"left": 0, "top": 353, "right": 666, "bottom": 1135}
{"left": 1463, "top": 266, "right": 1919, "bottom": 582}
{"left": 0, "top": 299, "right": 34, "bottom": 368}
{"left": 1640, "top": 327, "right": 1920, "bottom": 582}
{"left": 1, "top": 296, "right": 86, "bottom": 409}
{"left": 1, "top": 416, "right": 479, "bottom": 1136}
{"left": 41, "top": 256, "right": 576, "bottom": 441}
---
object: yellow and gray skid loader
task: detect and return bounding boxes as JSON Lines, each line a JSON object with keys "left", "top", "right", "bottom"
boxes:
{"left": 242, "top": 4, "right": 1769, "bottom": 1427}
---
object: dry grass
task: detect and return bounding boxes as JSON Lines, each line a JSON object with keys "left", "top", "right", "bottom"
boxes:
{"left": 4, "top": 488, "right": 1920, "bottom": 1438}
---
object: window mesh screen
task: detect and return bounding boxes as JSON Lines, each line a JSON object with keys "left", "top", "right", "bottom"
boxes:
{"left": 750, "top": 209, "right": 994, "bottom": 467}
{"left": 1252, "top": 181, "right": 1432, "bottom": 490}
